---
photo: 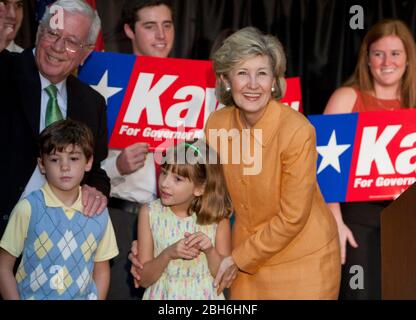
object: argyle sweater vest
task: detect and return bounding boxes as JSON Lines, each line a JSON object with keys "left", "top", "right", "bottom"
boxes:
{"left": 16, "top": 190, "right": 109, "bottom": 300}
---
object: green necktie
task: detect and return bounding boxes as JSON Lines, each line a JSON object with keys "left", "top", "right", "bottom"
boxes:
{"left": 45, "top": 84, "right": 63, "bottom": 127}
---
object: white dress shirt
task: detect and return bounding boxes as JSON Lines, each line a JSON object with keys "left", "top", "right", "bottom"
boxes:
{"left": 20, "top": 62, "right": 67, "bottom": 200}
{"left": 6, "top": 41, "right": 23, "bottom": 53}
{"left": 101, "top": 150, "right": 157, "bottom": 204}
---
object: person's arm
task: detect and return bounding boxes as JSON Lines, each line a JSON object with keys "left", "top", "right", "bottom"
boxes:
{"left": 213, "top": 256, "right": 238, "bottom": 295}
{"left": 81, "top": 184, "right": 107, "bottom": 216}
{"left": 128, "top": 240, "right": 143, "bottom": 288}
{"left": 231, "top": 123, "right": 320, "bottom": 274}
{"left": 81, "top": 91, "right": 110, "bottom": 196}
{"left": 81, "top": 94, "right": 110, "bottom": 216}
{"left": 205, "top": 219, "right": 232, "bottom": 277}
{"left": 323, "top": 86, "right": 359, "bottom": 264}
{"left": 0, "top": 199, "right": 31, "bottom": 299}
{"left": 185, "top": 218, "right": 232, "bottom": 277}
{"left": 92, "top": 212, "right": 118, "bottom": 299}
{"left": 116, "top": 143, "right": 149, "bottom": 176}
{"left": 327, "top": 202, "right": 358, "bottom": 264}
{"left": 102, "top": 144, "right": 149, "bottom": 180}
{"left": 0, "top": 248, "right": 19, "bottom": 299}
{"left": 323, "top": 87, "right": 357, "bottom": 115}
{"left": 93, "top": 260, "right": 110, "bottom": 300}
{"left": 137, "top": 205, "right": 200, "bottom": 288}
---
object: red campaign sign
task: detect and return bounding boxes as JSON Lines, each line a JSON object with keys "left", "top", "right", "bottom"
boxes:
{"left": 346, "top": 110, "right": 416, "bottom": 202}
{"left": 281, "top": 77, "right": 303, "bottom": 113}
{"left": 109, "top": 56, "right": 302, "bottom": 151}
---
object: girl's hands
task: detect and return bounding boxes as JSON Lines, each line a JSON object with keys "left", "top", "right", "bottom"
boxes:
{"left": 166, "top": 238, "right": 200, "bottom": 260}
{"left": 184, "top": 231, "right": 213, "bottom": 252}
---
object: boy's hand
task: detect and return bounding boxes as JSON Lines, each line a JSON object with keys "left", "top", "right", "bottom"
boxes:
{"left": 81, "top": 185, "right": 107, "bottom": 216}
{"left": 184, "top": 231, "right": 213, "bottom": 252}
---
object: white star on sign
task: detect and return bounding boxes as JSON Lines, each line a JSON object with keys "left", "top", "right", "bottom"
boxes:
{"left": 316, "top": 130, "right": 350, "bottom": 174}
{"left": 90, "top": 70, "right": 123, "bottom": 104}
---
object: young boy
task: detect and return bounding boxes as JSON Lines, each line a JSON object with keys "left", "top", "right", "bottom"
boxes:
{"left": 0, "top": 119, "right": 118, "bottom": 300}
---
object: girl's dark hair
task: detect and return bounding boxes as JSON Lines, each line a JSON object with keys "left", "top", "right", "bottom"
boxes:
{"left": 161, "top": 139, "right": 232, "bottom": 225}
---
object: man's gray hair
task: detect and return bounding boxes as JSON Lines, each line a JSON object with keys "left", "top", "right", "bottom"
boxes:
{"left": 39, "top": 0, "right": 101, "bottom": 45}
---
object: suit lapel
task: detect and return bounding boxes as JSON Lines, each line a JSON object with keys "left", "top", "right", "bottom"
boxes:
{"left": 16, "top": 49, "right": 41, "bottom": 135}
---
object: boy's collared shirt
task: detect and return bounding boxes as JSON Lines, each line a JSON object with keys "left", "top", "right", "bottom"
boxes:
{"left": 0, "top": 183, "right": 118, "bottom": 262}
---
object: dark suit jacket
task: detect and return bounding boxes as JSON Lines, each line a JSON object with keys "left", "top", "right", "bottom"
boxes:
{"left": 0, "top": 49, "right": 110, "bottom": 236}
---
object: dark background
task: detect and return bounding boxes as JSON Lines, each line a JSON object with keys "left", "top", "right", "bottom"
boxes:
{"left": 16, "top": 0, "right": 416, "bottom": 115}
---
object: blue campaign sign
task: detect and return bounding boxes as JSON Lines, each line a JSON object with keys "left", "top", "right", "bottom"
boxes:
{"left": 78, "top": 52, "right": 137, "bottom": 141}
{"left": 308, "top": 113, "right": 358, "bottom": 202}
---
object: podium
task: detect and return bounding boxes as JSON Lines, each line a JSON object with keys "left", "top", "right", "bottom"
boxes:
{"left": 381, "top": 183, "right": 416, "bottom": 299}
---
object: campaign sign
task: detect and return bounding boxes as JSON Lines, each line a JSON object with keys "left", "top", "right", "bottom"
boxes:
{"left": 309, "top": 109, "right": 416, "bottom": 202}
{"left": 78, "top": 52, "right": 136, "bottom": 141}
{"left": 78, "top": 52, "right": 302, "bottom": 151}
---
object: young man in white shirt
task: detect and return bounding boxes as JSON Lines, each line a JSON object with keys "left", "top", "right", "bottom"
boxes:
{"left": 102, "top": 0, "right": 175, "bottom": 300}
{"left": 2, "top": 0, "right": 23, "bottom": 53}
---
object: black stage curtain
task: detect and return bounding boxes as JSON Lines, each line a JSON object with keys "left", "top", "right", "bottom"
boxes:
{"left": 16, "top": 0, "right": 416, "bottom": 115}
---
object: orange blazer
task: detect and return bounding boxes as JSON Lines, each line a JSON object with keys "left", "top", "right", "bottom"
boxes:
{"left": 205, "top": 100, "right": 340, "bottom": 299}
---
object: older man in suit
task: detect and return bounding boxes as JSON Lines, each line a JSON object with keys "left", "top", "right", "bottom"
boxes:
{"left": 0, "top": 0, "right": 110, "bottom": 238}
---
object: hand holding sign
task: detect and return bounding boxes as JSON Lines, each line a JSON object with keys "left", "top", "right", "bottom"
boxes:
{"left": 116, "top": 142, "right": 149, "bottom": 175}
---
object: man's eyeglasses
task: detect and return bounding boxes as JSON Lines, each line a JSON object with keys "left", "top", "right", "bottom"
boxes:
{"left": 41, "top": 27, "right": 90, "bottom": 53}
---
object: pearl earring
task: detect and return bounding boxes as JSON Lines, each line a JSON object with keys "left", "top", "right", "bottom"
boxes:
{"left": 226, "top": 86, "right": 231, "bottom": 92}
{"left": 271, "top": 87, "right": 276, "bottom": 93}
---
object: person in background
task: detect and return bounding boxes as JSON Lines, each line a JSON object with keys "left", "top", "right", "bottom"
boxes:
{"left": 0, "top": 0, "right": 110, "bottom": 240}
{"left": 323, "top": 19, "right": 416, "bottom": 300}
{"left": 1, "top": 0, "right": 23, "bottom": 53}
{"left": 122, "top": 0, "right": 174, "bottom": 57}
{"left": 209, "top": 28, "right": 235, "bottom": 59}
{"left": 101, "top": 0, "right": 175, "bottom": 300}
{"left": 0, "top": 119, "right": 118, "bottom": 300}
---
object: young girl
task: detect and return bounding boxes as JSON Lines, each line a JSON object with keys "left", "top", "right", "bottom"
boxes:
{"left": 137, "top": 139, "right": 232, "bottom": 300}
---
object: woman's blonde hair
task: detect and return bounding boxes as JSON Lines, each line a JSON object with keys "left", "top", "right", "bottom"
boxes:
{"left": 345, "top": 19, "right": 416, "bottom": 108}
{"left": 211, "top": 26, "right": 287, "bottom": 106}
{"left": 161, "top": 139, "right": 232, "bottom": 225}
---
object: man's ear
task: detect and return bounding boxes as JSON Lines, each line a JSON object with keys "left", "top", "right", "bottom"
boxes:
{"left": 37, "top": 157, "right": 46, "bottom": 175}
{"left": 85, "top": 155, "right": 93, "bottom": 172}
{"left": 124, "top": 23, "right": 135, "bottom": 40}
